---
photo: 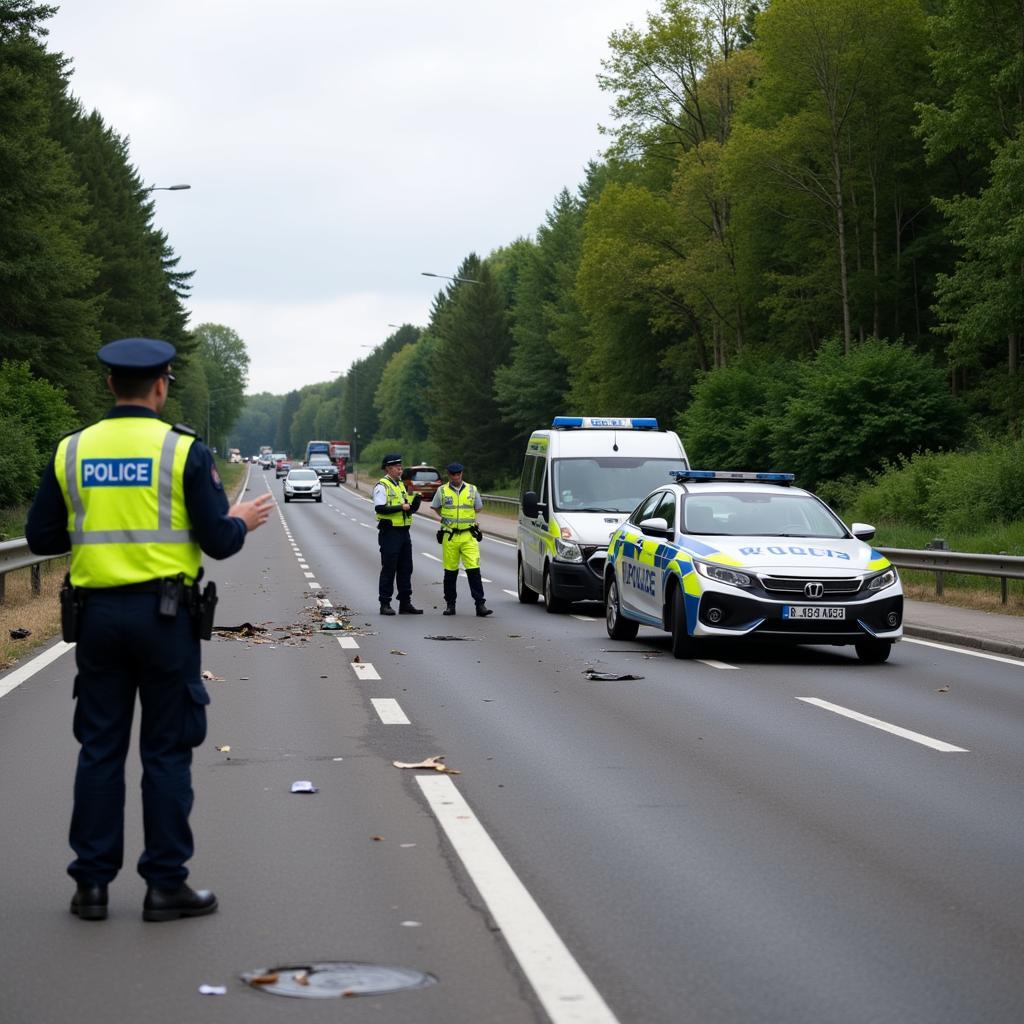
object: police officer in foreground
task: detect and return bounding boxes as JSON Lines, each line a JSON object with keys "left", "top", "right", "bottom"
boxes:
{"left": 431, "top": 462, "right": 492, "bottom": 617}
{"left": 25, "top": 338, "right": 273, "bottom": 923}
{"left": 373, "top": 453, "right": 422, "bottom": 615}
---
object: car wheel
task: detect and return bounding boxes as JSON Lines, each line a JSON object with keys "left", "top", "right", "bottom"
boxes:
{"left": 284, "top": 495, "right": 290, "bottom": 503}
{"left": 855, "top": 638, "right": 892, "bottom": 664}
{"left": 517, "top": 557, "right": 539, "bottom": 604}
{"left": 315, "top": 495, "right": 323, "bottom": 503}
{"left": 670, "top": 587, "right": 697, "bottom": 659}
{"left": 605, "top": 575, "right": 639, "bottom": 640}
{"left": 543, "top": 566, "right": 567, "bottom": 614}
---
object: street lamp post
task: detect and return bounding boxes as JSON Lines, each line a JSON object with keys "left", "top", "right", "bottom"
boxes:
{"left": 143, "top": 183, "right": 191, "bottom": 193}
{"left": 421, "top": 271, "right": 482, "bottom": 284}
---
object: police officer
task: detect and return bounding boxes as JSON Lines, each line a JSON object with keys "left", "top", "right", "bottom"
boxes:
{"left": 431, "top": 462, "right": 492, "bottom": 617}
{"left": 373, "top": 453, "right": 422, "bottom": 615}
{"left": 25, "top": 338, "right": 273, "bottom": 922}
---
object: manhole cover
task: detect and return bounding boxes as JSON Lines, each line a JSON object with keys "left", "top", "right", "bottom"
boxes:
{"left": 241, "top": 962, "right": 436, "bottom": 999}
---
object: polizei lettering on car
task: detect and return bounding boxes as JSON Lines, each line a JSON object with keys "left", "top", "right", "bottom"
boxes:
{"left": 738, "top": 545, "right": 851, "bottom": 560}
{"left": 624, "top": 563, "right": 657, "bottom": 595}
{"left": 81, "top": 459, "right": 154, "bottom": 486}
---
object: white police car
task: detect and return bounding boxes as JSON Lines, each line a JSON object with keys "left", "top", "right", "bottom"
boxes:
{"left": 604, "top": 471, "right": 902, "bottom": 662}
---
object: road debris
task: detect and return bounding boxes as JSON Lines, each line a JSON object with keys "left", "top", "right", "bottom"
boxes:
{"left": 936, "top": 686, "right": 950, "bottom": 693}
{"left": 201, "top": 670, "right": 225, "bottom": 682}
{"left": 393, "top": 755, "right": 461, "bottom": 774}
{"left": 214, "top": 622, "right": 264, "bottom": 636}
{"left": 371, "top": 835, "right": 384, "bottom": 842}
{"left": 241, "top": 962, "right": 436, "bottom": 998}
{"left": 583, "top": 669, "right": 645, "bottom": 681}
{"left": 290, "top": 780, "right": 319, "bottom": 793}
{"left": 9, "top": 628, "right": 31, "bottom": 640}
{"left": 390, "top": 649, "right": 406, "bottom": 655}
{"left": 215, "top": 745, "right": 231, "bottom": 753}
{"left": 424, "top": 635, "right": 478, "bottom": 641}
{"left": 198, "top": 984, "right": 227, "bottom": 996}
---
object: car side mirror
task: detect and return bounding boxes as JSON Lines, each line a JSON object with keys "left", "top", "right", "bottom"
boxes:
{"left": 851, "top": 522, "right": 876, "bottom": 541}
{"left": 639, "top": 517, "right": 671, "bottom": 538}
{"left": 522, "top": 491, "right": 545, "bottom": 520}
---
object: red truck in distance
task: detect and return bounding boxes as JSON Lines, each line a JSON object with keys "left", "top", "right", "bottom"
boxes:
{"left": 329, "top": 440, "right": 351, "bottom": 483}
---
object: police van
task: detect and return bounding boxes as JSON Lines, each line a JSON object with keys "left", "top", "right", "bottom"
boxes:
{"left": 517, "top": 417, "right": 689, "bottom": 612}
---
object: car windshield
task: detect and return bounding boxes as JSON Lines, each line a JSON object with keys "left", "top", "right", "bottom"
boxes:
{"left": 681, "top": 492, "right": 847, "bottom": 538}
{"left": 551, "top": 458, "right": 688, "bottom": 513}
{"left": 308, "top": 456, "right": 331, "bottom": 464}
{"left": 411, "top": 469, "right": 439, "bottom": 482}
{"left": 289, "top": 470, "right": 317, "bottom": 481}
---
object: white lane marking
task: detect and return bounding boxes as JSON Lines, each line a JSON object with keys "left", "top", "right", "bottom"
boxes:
{"left": 317, "top": 598, "right": 333, "bottom": 608}
{"left": 0, "top": 641, "right": 75, "bottom": 700}
{"left": 337, "top": 637, "right": 359, "bottom": 649}
{"left": 371, "top": 698, "right": 411, "bottom": 724}
{"left": 481, "top": 577, "right": 492, "bottom": 584}
{"left": 485, "top": 535, "right": 516, "bottom": 548}
{"left": 904, "top": 636, "right": 1024, "bottom": 668}
{"left": 307, "top": 581, "right": 321, "bottom": 590}
{"left": 352, "top": 662, "right": 381, "bottom": 681}
{"left": 797, "top": 697, "right": 968, "bottom": 752}
{"left": 421, "top": 552, "right": 442, "bottom": 562}
{"left": 417, "top": 776, "right": 621, "bottom": 1024}
{"left": 697, "top": 659, "right": 739, "bottom": 670}
{"left": 502, "top": 589, "right": 517, "bottom": 597}
{"left": 298, "top": 563, "right": 309, "bottom": 570}
{"left": 359, "top": 523, "right": 374, "bottom": 529}
{"left": 572, "top": 615, "right": 600, "bottom": 622}
{"left": 303, "top": 571, "right": 316, "bottom": 578}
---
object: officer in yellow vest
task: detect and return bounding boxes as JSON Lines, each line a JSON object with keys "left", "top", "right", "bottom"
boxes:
{"left": 25, "top": 338, "right": 273, "bottom": 923}
{"left": 373, "top": 453, "right": 422, "bottom": 614}
{"left": 431, "top": 462, "right": 492, "bottom": 616}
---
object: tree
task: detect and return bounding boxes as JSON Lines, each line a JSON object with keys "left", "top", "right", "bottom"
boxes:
{"left": 424, "top": 256, "right": 515, "bottom": 485}
{"left": 0, "top": 1, "right": 103, "bottom": 418}
{"left": 192, "top": 323, "right": 249, "bottom": 450}
{"left": 230, "top": 392, "right": 284, "bottom": 456}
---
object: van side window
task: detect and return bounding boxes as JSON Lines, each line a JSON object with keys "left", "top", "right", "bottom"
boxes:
{"left": 520, "top": 455, "right": 540, "bottom": 501}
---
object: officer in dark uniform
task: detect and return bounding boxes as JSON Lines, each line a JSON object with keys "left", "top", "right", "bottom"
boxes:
{"left": 373, "top": 453, "right": 422, "bottom": 614}
{"left": 25, "top": 338, "right": 273, "bottom": 922}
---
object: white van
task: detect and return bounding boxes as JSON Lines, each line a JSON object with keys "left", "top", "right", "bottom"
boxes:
{"left": 517, "top": 417, "right": 689, "bottom": 612}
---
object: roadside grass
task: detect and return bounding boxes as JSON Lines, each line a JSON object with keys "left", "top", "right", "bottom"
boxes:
{"left": 0, "top": 557, "right": 67, "bottom": 670}
{"left": 0, "top": 502, "right": 29, "bottom": 541}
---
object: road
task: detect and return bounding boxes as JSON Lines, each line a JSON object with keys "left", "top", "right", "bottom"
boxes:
{"left": 2, "top": 469, "right": 1023, "bottom": 1023}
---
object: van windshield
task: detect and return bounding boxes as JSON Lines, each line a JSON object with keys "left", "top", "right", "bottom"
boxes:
{"left": 551, "top": 458, "right": 688, "bottom": 513}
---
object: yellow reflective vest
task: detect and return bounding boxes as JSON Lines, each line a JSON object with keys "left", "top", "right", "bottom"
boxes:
{"left": 54, "top": 417, "right": 201, "bottom": 587}
{"left": 375, "top": 476, "right": 412, "bottom": 526}
{"left": 438, "top": 482, "right": 478, "bottom": 529}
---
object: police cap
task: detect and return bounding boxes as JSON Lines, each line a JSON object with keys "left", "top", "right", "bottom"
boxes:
{"left": 446, "top": 462, "right": 464, "bottom": 474}
{"left": 381, "top": 452, "right": 403, "bottom": 469}
{"left": 98, "top": 337, "right": 176, "bottom": 377}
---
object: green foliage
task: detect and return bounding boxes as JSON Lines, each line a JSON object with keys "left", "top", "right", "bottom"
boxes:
{"left": 192, "top": 323, "right": 250, "bottom": 450}
{"left": 230, "top": 392, "right": 284, "bottom": 456}
{"left": 0, "top": 360, "right": 77, "bottom": 506}
{"left": 854, "top": 438, "right": 1024, "bottom": 536}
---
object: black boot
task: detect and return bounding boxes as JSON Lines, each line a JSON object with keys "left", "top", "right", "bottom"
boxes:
{"left": 143, "top": 883, "right": 218, "bottom": 922}
{"left": 398, "top": 601, "right": 423, "bottom": 615}
{"left": 443, "top": 603, "right": 456, "bottom": 616}
{"left": 70, "top": 882, "right": 108, "bottom": 921}
{"left": 380, "top": 602, "right": 396, "bottom": 616}
{"left": 475, "top": 601, "right": 493, "bottom": 617}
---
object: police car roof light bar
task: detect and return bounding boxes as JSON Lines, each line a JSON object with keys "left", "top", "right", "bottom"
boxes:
{"left": 670, "top": 469, "right": 795, "bottom": 484}
{"left": 551, "top": 416, "right": 660, "bottom": 430}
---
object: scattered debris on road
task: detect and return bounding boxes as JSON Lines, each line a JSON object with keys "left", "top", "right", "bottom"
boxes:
{"left": 201, "top": 670, "right": 225, "bottom": 681}
{"left": 215, "top": 744, "right": 231, "bottom": 753}
{"left": 9, "top": 628, "right": 31, "bottom": 640}
{"left": 583, "top": 669, "right": 645, "bottom": 681}
{"left": 290, "top": 780, "right": 319, "bottom": 793}
{"left": 424, "top": 635, "right": 478, "bottom": 642}
{"left": 390, "top": 649, "right": 406, "bottom": 655}
{"left": 241, "top": 962, "right": 436, "bottom": 998}
{"left": 198, "top": 984, "right": 227, "bottom": 996}
{"left": 393, "top": 755, "right": 461, "bottom": 774}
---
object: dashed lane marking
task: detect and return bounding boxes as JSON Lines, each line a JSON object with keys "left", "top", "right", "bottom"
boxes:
{"left": 502, "top": 589, "right": 517, "bottom": 597}
{"left": 370, "top": 698, "right": 411, "bottom": 724}
{"left": 417, "top": 776, "right": 621, "bottom": 1024}
{"left": 303, "top": 571, "right": 316, "bottom": 578}
{"left": 352, "top": 662, "right": 381, "bottom": 681}
{"left": 697, "top": 660, "right": 740, "bottom": 670}
{"left": 572, "top": 615, "right": 600, "bottom": 622}
{"left": 797, "top": 697, "right": 968, "bottom": 752}
{"left": 421, "top": 552, "right": 442, "bottom": 562}
{"left": 337, "top": 637, "right": 359, "bottom": 649}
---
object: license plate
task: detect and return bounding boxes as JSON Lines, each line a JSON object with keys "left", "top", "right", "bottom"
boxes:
{"left": 783, "top": 605, "right": 845, "bottom": 620}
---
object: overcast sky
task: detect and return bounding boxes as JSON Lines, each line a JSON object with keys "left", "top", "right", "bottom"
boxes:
{"left": 47, "top": 1, "right": 655, "bottom": 395}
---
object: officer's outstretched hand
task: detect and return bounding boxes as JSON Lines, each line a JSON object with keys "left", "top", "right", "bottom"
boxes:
{"left": 230, "top": 493, "right": 274, "bottom": 532}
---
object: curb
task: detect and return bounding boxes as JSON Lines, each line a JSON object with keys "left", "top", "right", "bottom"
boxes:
{"left": 901, "top": 624, "right": 1024, "bottom": 660}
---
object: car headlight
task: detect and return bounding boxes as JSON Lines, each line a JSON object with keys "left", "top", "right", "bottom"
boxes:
{"left": 865, "top": 567, "right": 898, "bottom": 591}
{"left": 554, "top": 537, "right": 583, "bottom": 563}
{"left": 695, "top": 560, "right": 754, "bottom": 588}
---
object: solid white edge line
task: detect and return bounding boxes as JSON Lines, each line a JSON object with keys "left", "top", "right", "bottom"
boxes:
{"left": 370, "top": 697, "right": 411, "bottom": 724}
{"left": 421, "top": 552, "right": 442, "bottom": 562}
{"left": 0, "top": 641, "right": 75, "bottom": 700}
{"left": 696, "top": 659, "right": 740, "bottom": 670}
{"left": 502, "top": 589, "right": 517, "bottom": 597}
{"left": 797, "top": 697, "right": 968, "bottom": 752}
{"left": 904, "top": 636, "right": 1024, "bottom": 668}
{"left": 416, "top": 775, "right": 620, "bottom": 1024}
{"left": 337, "top": 637, "right": 359, "bottom": 649}
{"left": 351, "top": 662, "right": 381, "bottom": 681}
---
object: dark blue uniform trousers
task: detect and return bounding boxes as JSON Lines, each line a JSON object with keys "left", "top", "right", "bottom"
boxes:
{"left": 69, "top": 592, "right": 208, "bottom": 888}
{"left": 378, "top": 525, "right": 413, "bottom": 603}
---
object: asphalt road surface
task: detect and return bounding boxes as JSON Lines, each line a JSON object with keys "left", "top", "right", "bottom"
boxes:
{"left": 2, "top": 469, "right": 1023, "bottom": 1023}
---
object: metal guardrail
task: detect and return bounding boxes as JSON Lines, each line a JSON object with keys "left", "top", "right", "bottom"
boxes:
{"left": 0, "top": 539, "right": 66, "bottom": 604}
{"left": 480, "top": 493, "right": 518, "bottom": 512}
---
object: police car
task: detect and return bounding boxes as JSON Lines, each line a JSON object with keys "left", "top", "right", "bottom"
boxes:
{"left": 604, "top": 471, "right": 902, "bottom": 662}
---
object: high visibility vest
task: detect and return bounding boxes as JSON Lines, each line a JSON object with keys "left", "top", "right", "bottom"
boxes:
{"left": 54, "top": 417, "right": 201, "bottom": 587}
{"left": 375, "top": 476, "right": 412, "bottom": 526}
{"left": 438, "top": 482, "right": 477, "bottom": 529}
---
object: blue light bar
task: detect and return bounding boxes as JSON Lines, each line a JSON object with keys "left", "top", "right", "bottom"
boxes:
{"left": 551, "top": 416, "right": 660, "bottom": 430}
{"left": 670, "top": 469, "right": 795, "bottom": 483}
